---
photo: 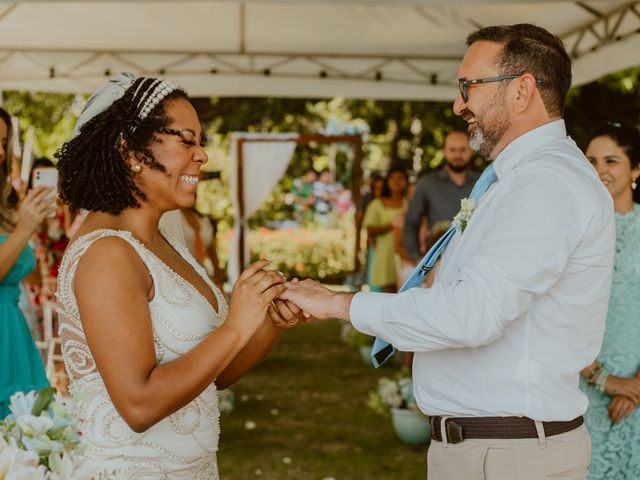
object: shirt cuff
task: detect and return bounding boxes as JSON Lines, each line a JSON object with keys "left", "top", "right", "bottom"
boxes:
{"left": 350, "top": 291, "right": 396, "bottom": 337}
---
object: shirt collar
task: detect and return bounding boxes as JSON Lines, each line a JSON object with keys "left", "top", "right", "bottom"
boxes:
{"left": 492, "top": 119, "right": 567, "bottom": 180}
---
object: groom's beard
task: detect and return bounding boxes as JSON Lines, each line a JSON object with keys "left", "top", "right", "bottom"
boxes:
{"left": 469, "top": 94, "right": 510, "bottom": 160}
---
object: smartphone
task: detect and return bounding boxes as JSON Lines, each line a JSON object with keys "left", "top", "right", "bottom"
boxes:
{"left": 32, "top": 167, "right": 59, "bottom": 217}
{"left": 32, "top": 167, "right": 59, "bottom": 192}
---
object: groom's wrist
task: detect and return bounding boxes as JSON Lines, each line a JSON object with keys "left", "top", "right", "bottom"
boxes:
{"left": 330, "top": 292, "right": 355, "bottom": 321}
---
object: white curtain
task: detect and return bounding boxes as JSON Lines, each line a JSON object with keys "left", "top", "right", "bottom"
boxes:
{"left": 229, "top": 132, "right": 299, "bottom": 282}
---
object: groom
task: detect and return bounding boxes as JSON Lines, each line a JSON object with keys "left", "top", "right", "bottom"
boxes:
{"left": 282, "top": 24, "right": 615, "bottom": 479}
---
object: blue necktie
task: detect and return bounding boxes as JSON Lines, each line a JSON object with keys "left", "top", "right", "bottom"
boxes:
{"left": 370, "top": 164, "right": 498, "bottom": 368}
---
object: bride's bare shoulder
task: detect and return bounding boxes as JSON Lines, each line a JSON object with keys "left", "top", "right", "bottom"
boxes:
{"left": 73, "top": 233, "right": 149, "bottom": 293}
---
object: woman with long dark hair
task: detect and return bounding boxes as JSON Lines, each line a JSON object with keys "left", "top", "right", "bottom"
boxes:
{"left": 581, "top": 122, "right": 640, "bottom": 479}
{"left": 0, "top": 106, "right": 57, "bottom": 416}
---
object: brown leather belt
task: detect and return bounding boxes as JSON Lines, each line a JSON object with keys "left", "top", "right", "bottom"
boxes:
{"left": 430, "top": 415, "right": 584, "bottom": 444}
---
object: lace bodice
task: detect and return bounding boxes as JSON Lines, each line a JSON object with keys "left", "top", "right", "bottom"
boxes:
{"left": 57, "top": 228, "right": 227, "bottom": 479}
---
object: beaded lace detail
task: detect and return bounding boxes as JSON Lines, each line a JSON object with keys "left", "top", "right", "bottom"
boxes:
{"left": 582, "top": 205, "right": 640, "bottom": 479}
{"left": 57, "top": 228, "right": 226, "bottom": 479}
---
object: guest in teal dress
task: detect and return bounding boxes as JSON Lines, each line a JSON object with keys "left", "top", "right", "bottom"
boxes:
{"left": 581, "top": 122, "right": 640, "bottom": 479}
{"left": 0, "top": 106, "right": 57, "bottom": 417}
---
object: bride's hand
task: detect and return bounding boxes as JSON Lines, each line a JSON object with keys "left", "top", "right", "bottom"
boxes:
{"left": 268, "top": 299, "right": 305, "bottom": 329}
{"left": 226, "top": 259, "right": 286, "bottom": 338}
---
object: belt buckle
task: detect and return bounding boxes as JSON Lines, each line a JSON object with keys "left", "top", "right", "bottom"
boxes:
{"left": 445, "top": 420, "right": 464, "bottom": 444}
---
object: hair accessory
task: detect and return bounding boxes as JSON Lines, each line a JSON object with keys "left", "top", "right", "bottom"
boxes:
{"left": 137, "top": 80, "right": 178, "bottom": 121}
{"left": 73, "top": 72, "right": 136, "bottom": 137}
{"left": 73, "top": 72, "right": 181, "bottom": 138}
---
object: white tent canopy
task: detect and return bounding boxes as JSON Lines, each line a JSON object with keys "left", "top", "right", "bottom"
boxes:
{"left": 0, "top": 1, "right": 638, "bottom": 100}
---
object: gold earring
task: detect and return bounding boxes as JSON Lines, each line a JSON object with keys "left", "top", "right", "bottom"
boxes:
{"left": 132, "top": 164, "right": 142, "bottom": 173}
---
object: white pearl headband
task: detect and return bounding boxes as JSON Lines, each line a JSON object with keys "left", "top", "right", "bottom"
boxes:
{"left": 137, "top": 79, "right": 178, "bottom": 121}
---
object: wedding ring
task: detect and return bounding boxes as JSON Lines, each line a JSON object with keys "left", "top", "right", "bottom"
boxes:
{"left": 285, "top": 317, "right": 299, "bottom": 326}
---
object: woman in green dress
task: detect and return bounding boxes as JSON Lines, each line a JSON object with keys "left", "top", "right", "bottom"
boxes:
{"left": 580, "top": 122, "right": 640, "bottom": 479}
{"left": 362, "top": 166, "right": 408, "bottom": 292}
{"left": 0, "top": 106, "right": 57, "bottom": 417}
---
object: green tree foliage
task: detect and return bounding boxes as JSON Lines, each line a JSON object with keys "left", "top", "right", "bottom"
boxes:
{"left": 3, "top": 91, "right": 78, "bottom": 160}
{"left": 565, "top": 66, "right": 640, "bottom": 150}
{"left": 4, "top": 64, "right": 640, "bottom": 229}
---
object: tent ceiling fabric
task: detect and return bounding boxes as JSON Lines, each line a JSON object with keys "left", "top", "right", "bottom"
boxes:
{"left": 0, "top": 1, "right": 638, "bottom": 100}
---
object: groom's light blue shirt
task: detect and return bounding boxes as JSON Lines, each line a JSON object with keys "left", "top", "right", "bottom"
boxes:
{"left": 350, "top": 120, "right": 615, "bottom": 421}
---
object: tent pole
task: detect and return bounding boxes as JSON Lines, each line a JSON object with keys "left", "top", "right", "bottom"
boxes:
{"left": 237, "top": 137, "right": 246, "bottom": 273}
{"left": 353, "top": 136, "right": 362, "bottom": 275}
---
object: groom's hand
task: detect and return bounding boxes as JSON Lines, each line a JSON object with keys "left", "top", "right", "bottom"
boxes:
{"left": 279, "top": 278, "right": 354, "bottom": 321}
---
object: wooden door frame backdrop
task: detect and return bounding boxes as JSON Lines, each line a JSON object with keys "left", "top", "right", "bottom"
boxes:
{"left": 235, "top": 134, "right": 363, "bottom": 276}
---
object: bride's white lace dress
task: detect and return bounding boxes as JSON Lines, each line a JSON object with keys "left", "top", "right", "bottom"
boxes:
{"left": 57, "top": 228, "right": 227, "bottom": 479}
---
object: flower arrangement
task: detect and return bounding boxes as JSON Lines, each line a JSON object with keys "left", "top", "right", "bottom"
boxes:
{"left": 340, "top": 323, "right": 372, "bottom": 348}
{"left": 0, "top": 388, "right": 84, "bottom": 479}
{"left": 248, "top": 224, "right": 355, "bottom": 283}
{"left": 367, "top": 372, "right": 419, "bottom": 416}
{"left": 218, "top": 389, "right": 235, "bottom": 415}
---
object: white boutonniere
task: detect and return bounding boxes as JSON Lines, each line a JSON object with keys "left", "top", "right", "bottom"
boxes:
{"left": 452, "top": 197, "right": 476, "bottom": 233}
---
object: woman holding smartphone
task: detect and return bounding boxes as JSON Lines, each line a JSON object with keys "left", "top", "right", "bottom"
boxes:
{"left": 0, "top": 106, "right": 57, "bottom": 417}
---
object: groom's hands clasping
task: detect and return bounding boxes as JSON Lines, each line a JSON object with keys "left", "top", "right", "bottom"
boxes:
{"left": 278, "top": 278, "right": 354, "bottom": 321}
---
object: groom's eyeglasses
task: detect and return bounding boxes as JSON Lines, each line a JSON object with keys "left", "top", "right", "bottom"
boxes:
{"left": 458, "top": 75, "right": 544, "bottom": 103}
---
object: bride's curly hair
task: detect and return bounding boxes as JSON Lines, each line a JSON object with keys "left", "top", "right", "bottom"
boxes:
{"left": 55, "top": 78, "right": 188, "bottom": 214}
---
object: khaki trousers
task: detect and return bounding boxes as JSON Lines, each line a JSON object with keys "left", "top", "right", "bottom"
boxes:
{"left": 427, "top": 424, "right": 590, "bottom": 480}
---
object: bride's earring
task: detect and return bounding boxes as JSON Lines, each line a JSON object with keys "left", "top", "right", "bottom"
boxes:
{"left": 132, "top": 164, "right": 142, "bottom": 173}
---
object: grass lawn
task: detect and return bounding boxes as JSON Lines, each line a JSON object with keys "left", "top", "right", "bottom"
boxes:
{"left": 218, "top": 320, "right": 428, "bottom": 480}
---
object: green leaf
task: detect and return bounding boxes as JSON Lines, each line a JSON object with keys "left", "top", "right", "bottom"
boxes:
{"left": 31, "top": 387, "right": 57, "bottom": 416}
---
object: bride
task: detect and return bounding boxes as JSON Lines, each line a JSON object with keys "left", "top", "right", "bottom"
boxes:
{"left": 55, "top": 73, "right": 302, "bottom": 479}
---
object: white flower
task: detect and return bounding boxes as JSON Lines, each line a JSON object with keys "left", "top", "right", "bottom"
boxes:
{"left": 460, "top": 197, "right": 476, "bottom": 212}
{"left": 217, "top": 390, "right": 235, "bottom": 415}
{"left": 377, "top": 378, "right": 402, "bottom": 408}
{"left": 1, "top": 390, "right": 83, "bottom": 480}
{"left": 8, "top": 391, "right": 38, "bottom": 418}
{"left": 16, "top": 415, "right": 54, "bottom": 436}
{"left": 22, "top": 435, "right": 64, "bottom": 456}
{"left": 48, "top": 453, "right": 77, "bottom": 480}
{"left": 452, "top": 197, "right": 477, "bottom": 233}
{"left": 0, "top": 438, "right": 46, "bottom": 480}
